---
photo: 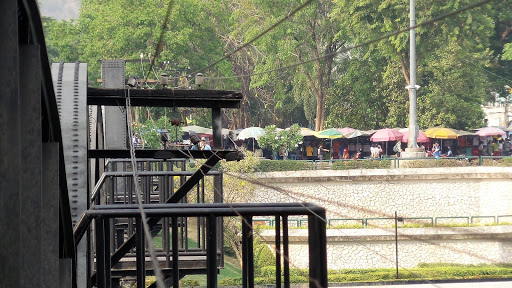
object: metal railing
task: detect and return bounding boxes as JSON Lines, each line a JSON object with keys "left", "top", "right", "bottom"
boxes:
{"left": 82, "top": 158, "right": 225, "bottom": 286}
{"left": 77, "top": 203, "right": 328, "bottom": 288}
{"left": 258, "top": 156, "right": 512, "bottom": 170}
{"left": 254, "top": 214, "right": 512, "bottom": 228}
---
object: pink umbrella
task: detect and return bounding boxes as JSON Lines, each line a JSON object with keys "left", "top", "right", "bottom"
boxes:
{"left": 370, "top": 128, "right": 403, "bottom": 157}
{"left": 400, "top": 129, "right": 431, "bottom": 143}
{"left": 475, "top": 127, "right": 506, "bottom": 137}
{"left": 370, "top": 128, "right": 403, "bottom": 142}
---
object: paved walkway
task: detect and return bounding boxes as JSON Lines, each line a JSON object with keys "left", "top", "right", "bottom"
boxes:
{"left": 332, "top": 280, "right": 512, "bottom": 288}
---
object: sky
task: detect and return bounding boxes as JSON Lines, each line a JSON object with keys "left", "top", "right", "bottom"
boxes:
{"left": 39, "top": 0, "right": 80, "bottom": 20}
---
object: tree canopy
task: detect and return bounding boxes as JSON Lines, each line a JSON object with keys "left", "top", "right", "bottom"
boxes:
{"left": 42, "top": 0, "right": 512, "bottom": 131}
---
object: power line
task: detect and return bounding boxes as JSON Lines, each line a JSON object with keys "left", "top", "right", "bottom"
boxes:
{"left": 143, "top": 0, "right": 175, "bottom": 86}
{"left": 206, "top": 0, "right": 497, "bottom": 80}
{"left": 460, "top": 58, "right": 512, "bottom": 84}
{"left": 190, "top": 0, "right": 314, "bottom": 75}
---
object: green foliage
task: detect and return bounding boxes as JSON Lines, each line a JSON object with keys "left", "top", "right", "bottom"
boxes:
{"left": 254, "top": 239, "right": 276, "bottom": 273}
{"left": 400, "top": 159, "right": 476, "bottom": 168}
{"left": 43, "top": 0, "right": 511, "bottom": 131}
{"left": 255, "top": 160, "right": 314, "bottom": 172}
{"left": 180, "top": 279, "right": 200, "bottom": 287}
{"left": 332, "top": 160, "right": 391, "bottom": 170}
{"left": 258, "top": 124, "right": 303, "bottom": 157}
{"left": 218, "top": 277, "right": 242, "bottom": 286}
{"left": 257, "top": 125, "right": 281, "bottom": 152}
{"left": 222, "top": 264, "right": 512, "bottom": 285}
{"left": 131, "top": 116, "right": 183, "bottom": 149}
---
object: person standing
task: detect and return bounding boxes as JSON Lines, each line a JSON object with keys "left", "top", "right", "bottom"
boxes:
{"left": 306, "top": 143, "right": 314, "bottom": 160}
{"left": 317, "top": 144, "right": 328, "bottom": 160}
{"left": 504, "top": 139, "right": 511, "bottom": 156}
{"left": 200, "top": 137, "right": 211, "bottom": 150}
{"left": 433, "top": 143, "right": 441, "bottom": 159}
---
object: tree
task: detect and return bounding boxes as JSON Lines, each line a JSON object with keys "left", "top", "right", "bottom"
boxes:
{"left": 216, "top": 153, "right": 260, "bottom": 267}
{"left": 242, "top": 0, "right": 344, "bottom": 130}
{"left": 330, "top": 0, "right": 494, "bottom": 129}
{"left": 258, "top": 124, "right": 303, "bottom": 159}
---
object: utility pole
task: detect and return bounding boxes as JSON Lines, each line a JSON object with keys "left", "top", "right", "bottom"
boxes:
{"left": 407, "top": 0, "right": 419, "bottom": 149}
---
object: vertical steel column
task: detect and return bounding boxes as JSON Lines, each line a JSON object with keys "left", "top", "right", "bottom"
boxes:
{"left": 212, "top": 108, "right": 222, "bottom": 149}
{"left": 172, "top": 217, "right": 180, "bottom": 288}
{"left": 214, "top": 174, "right": 224, "bottom": 264}
{"left": 308, "top": 212, "right": 327, "bottom": 288}
{"left": 282, "top": 216, "right": 290, "bottom": 288}
{"left": 275, "top": 216, "right": 281, "bottom": 288}
{"left": 207, "top": 214, "right": 218, "bottom": 288}
{"left": 95, "top": 218, "right": 106, "bottom": 288}
{"left": 242, "top": 216, "right": 254, "bottom": 288}
{"left": 0, "top": 1, "right": 20, "bottom": 286}
{"left": 19, "top": 45, "right": 42, "bottom": 287}
{"left": 136, "top": 218, "right": 146, "bottom": 288}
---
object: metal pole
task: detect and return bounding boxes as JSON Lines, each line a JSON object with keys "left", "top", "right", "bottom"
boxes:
{"left": 408, "top": 0, "right": 419, "bottom": 149}
{"left": 395, "top": 211, "right": 399, "bottom": 279}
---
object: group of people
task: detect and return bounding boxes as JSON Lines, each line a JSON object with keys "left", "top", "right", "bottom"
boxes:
{"left": 370, "top": 144, "right": 384, "bottom": 159}
{"left": 191, "top": 136, "right": 211, "bottom": 150}
{"left": 478, "top": 138, "right": 511, "bottom": 156}
{"left": 305, "top": 142, "right": 362, "bottom": 160}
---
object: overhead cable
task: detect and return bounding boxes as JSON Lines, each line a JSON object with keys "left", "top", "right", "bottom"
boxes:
{"left": 143, "top": 0, "right": 175, "bottom": 86}
{"left": 206, "top": 0, "right": 496, "bottom": 80}
{"left": 191, "top": 0, "right": 314, "bottom": 75}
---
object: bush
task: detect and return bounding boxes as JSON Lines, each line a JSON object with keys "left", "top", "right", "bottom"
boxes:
{"left": 256, "top": 160, "right": 314, "bottom": 172}
{"left": 181, "top": 279, "right": 200, "bottom": 287}
{"left": 503, "top": 157, "right": 512, "bottom": 166}
{"left": 254, "top": 240, "right": 275, "bottom": 273}
{"left": 218, "top": 277, "right": 242, "bottom": 286}
{"left": 481, "top": 158, "right": 512, "bottom": 167}
{"left": 400, "top": 158, "right": 475, "bottom": 168}
{"left": 331, "top": 160, "right": 391, "bottom": 170}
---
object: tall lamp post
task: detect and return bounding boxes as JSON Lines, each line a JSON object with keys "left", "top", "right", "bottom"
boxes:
{"left": 405, "top": 0, "right": 421, "bottom": 152}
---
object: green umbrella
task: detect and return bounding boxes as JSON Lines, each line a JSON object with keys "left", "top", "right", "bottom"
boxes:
{"left": 314, "top": 128, "right": 344, "bottom": 139}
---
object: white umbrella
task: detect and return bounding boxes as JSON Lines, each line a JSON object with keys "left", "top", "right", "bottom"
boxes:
{"left": 238, "top": 127, "right": 266, "bottom": 140}
{"left": 182, "top": 125, "right": 212, "bottom": 134}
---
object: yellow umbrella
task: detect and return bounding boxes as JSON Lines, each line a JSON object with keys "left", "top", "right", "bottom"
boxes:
{"left": 424, "top": 127, "right": 458, "bottom": 139}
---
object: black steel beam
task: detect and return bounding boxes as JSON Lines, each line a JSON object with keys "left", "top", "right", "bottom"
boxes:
{"left": 308, "top": 211, "right": 328, "bottom": 288}
{"left": 283, "top": 216, "right": 290, "bottom": 288}
{"left": 172, "top": 217, "right": 180, "bottom": 288}
{"left": 87, "top": 149, "right": 242, "bottom": 161}
{"left": 206, "top": 214, "right": 217, "bottom": 288}
{"left": 275, "top": 216, "right": 281, "bottom": 288}
{"left": 91, "top": 154, "right": 222, "bottom": 285}
{"left": 136, "top": 218, "right": 146, "bottom": 288}
{"left": 87, "top": 87, "right": 242, "bottom": 108}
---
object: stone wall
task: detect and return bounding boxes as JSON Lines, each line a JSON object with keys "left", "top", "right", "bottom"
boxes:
{"left": 260, "top": 226, "right": 512, "bottom": 269}
{"left": 253, "top": 167, "right": 512, "bottom": 269}
{"left": 252, "top": 167, "right": 512, "bottom": 220}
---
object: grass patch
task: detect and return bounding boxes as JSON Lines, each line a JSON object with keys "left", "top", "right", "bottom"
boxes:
{"left": 219, "top": 263, "right": 512, "bottom": 285}
{"left": 181, "top": 256, "right": 242, "bottom": 286}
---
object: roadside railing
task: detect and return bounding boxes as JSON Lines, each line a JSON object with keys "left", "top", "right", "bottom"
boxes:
{"left": 253, "top": 214, "right": 512, "bottom": 229}
{"left": 257, "top": 156, "right": 512, "bottom": 171}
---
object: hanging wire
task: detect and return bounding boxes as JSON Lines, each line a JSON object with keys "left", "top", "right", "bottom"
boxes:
{"left": 190, "top": 0, "right": 314, "bottom": 76}
{"left": 202, "top": 0, "right": 496, "bottom": 81}
{"left": 124, "top": 88, "right": 167, "bottom": 288}
{"left": 143, "top": 0, "right": 175, "bottom": 86}
{"left": 174, "top": 148, "right": 448, "bottom": 287}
